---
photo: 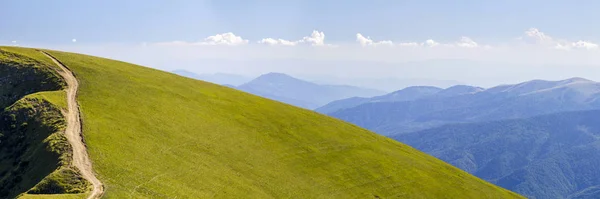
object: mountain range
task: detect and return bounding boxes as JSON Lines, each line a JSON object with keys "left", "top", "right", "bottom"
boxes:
{"left": 300, "top": 75, "right": 464, "bottom": 92}
{"left": 316, "top": 85, "right": 483, "bottom": 114}
{"left": 328, "top": 77, "right": 600, "bottom": 136}
{"left": 394, "top": 109, "right": 600, "bottom": 199}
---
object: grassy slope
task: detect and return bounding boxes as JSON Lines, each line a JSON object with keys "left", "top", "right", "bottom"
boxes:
{"left": 9, "top": 47, "right": 521, "bottom": 198}
{"left": 0, "top": 47, "right": 66, "bottom": 110}
{"left": 0, "top": 48, "right": 89, "bottom": 199}
{"left": 19, "top": 193, "right": 88, "bottom": 199}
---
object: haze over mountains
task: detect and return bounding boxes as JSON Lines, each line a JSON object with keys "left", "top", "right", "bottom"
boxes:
{"left": 172, "top": 71, "right": 386, "bottom": 109}
{"left": 237, "top": 73, "right": 385, "bottom": 109}
{"left": 172, "top": 70, "right": 251, "bottom": 86}
{"left": 170, "top": 69, "right": 463, "bottom": 92}
{"left": 328, "top": 77, "right": 600, "bottom": 136}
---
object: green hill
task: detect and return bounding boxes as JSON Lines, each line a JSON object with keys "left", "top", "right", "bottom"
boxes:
{"left": 0, "top": 48, "right": 89, "bottom": 199}
{"left": 0, "top": 46, "right": 522, "bottom": 198}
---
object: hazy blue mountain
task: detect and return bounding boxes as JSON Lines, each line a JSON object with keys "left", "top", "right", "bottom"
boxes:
{"left": 370, "top": 86, "right": 443, "bottom": 102}
{"left": 329, "top": 78, "right": 600, "bottom": 136}
{"left": 316, "top": 86, "right": 443, "bottom": 114}
{"left": 434, "top": 85, "right": 484, "bottom": 97}
{"left": 394, "top": 109, "right": 600, "bottom": 199}
{"left": 172, "top": 70, "right": 251, "bottom": 86}
{"left": 236, "top": 73, "right": 385, "bottom": 109}
{"left": 302, "top": 76, "right": 464, "bottom": 92}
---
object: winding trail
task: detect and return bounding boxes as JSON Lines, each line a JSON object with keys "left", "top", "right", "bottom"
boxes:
{"left": 41, "top": 51, "right": 104, "bottom": 199}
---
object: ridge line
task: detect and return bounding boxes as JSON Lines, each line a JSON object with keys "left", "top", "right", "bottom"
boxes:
{"left": 40, "top": 51, "right": 105, "bottom": 199}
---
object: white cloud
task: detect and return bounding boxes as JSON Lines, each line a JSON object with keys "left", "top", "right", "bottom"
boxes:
{"left": 554, "top": 43, "right": 571, "bottom": 50}
{"left": 525, "top": 28, "right": 553, "bottom": 42}
{"left": 572, "top": 40, "right": 599, "bottom": 50}
{"left": 523, "top": 28, "right": 599, "bottom": 51}
{"left": 301, "top": 30, "right": 326, "bottom": 46}
{"left": 356, "top": 33, "right": 394, "bottom": 47}
{"left": 202, "top": 32, "right": 248, "bottom": 45}
{"left": 398, "top": 42, "right": 421, "bottom": 47}
{"left": 456, "top": 37, "right": 478, "bottom": 48}
{"left": 258, "top": 38, "right": 298, "bottom": 46}
{"left": 356, "top": 34, "right": 371, "bottom": 46}
{"left": 396, "top": 38, "right": 478, "bottom": 48}
{"left": 356, "top": 34, "right": 479, "bottom": 48}
{"left": 258, "top": 30, "right": 330, "bottom": 47}
{"left": 72, "top": 39, "right": 77, "bottom": 43}
{"left": 151, "top": 28, "right": 599, "bottom": 53}
{"left": 425, "top": 39, "right": 439, "bottom": 47}
{"left": 157, "top": 32, "right": 248, "bottom": 46}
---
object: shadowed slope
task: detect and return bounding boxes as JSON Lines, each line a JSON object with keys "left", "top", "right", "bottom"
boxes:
{"left": 0, "top": 48, "right": 89, "bottom": 199}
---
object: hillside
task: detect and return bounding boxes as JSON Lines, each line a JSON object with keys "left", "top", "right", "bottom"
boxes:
{"left": 237, "top": 73, "right": 385, "bottom": 109}
{"left": 0, "top": 49, "right": 89, "bottom": 198}
{"left": 329, "top": 78, "right": 600, "bottom": 136}
{"left": 0, "top": 46, "right": 522, "bottom": 198}
{"left": 394, "top": 109, "right": 600, "bottom": 199}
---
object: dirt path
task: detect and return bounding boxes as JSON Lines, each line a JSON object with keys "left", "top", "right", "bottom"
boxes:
{"left": 41, "top": 51, "right": 104, "bottom": 199}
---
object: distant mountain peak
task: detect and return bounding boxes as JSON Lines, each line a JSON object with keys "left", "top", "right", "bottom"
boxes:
{"left": 560, "top": 77, "right": 594, "bottom": 84}
{"left": 400, "top": 86, "right": 443, "bottom": 91}
{"left": 446, "top": 84, "right": 483, "bottom": 89}
{"left": 434, "top": 85, "right": 483, "bottom": 97}
{"left": 259, "top": 72, "right": 293, "bottom": 78}
{"left": 384, "top": 86, "right": 442, "bottom": 97}
{"left": 251, "top": 72, "right": 299, "bottom": 82}
{"left": 246, "top": 73, "right": 308, "bottom": 86}
{"left": 485, "top": 78, "right": 596, "bottom": 95}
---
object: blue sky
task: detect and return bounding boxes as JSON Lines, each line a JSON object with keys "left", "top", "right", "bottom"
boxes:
{"left": 3, "top": 0, "right": 599, "bottom": 44}
{"left": 3, "top": 1, "right": 600, "bottom": 88}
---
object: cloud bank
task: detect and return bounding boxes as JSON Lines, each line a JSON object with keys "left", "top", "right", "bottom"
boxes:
{"left": 154, "top": 28, "right": 598, "bottom": 52}
{"left": 258, "top": 30, "right": 329, "bottom": 46}
{"left": 523, "top": 28, "right": 598, "bottom": 50}
{"left": 356, "top": 33, "right": 393, "bottom": 46}
{"left": 157, "top": 32, "right": 249, "bottom": 46}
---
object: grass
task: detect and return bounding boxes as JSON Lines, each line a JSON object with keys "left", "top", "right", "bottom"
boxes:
{"left": 0, "top": 49, "right": 65, "bottom": 108}
{"left": 19, "top": 193, "right": 88, "bottom": 199}
{"left": 0, "top": 48, "right": 88, "bottom": 199}
{"left": 3, "top": 46, "right": 523, "bottom": 198}
{"left": 28, "top": 91, "right": 68, "bottom": 111}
